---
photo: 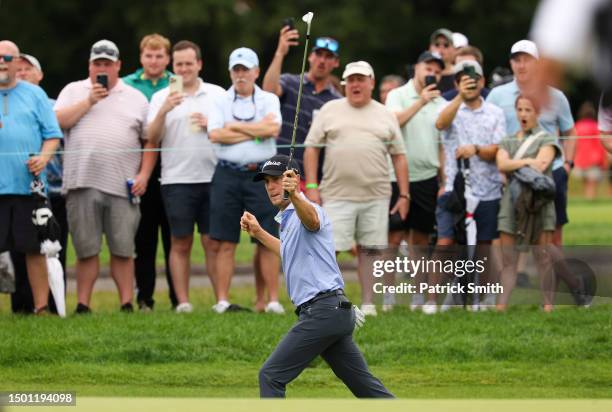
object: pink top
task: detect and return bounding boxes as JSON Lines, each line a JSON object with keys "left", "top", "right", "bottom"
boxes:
{"left": 574, "top": 118, "right": 606, "bottom": 169}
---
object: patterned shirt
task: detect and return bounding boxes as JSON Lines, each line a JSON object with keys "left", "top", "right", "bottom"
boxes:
{"left": 440, "top": 99, "right": 506, "bottom": 201}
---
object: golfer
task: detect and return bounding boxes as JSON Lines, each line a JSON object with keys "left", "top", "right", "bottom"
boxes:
{"left": 240, "top": 154, "right": 393, "bottom": 398}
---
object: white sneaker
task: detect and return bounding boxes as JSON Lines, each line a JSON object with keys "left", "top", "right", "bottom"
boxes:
{"left": 175, "top": 302, "right": 193, "bottom": 313}
{"left": 212, "top": 300, "right": 230, "bottom": 314}
{"left": 479, "top": 293, "right": 497, "bottom": 311}
{"left": 265, "top": 301, "right": 285, "bottom": 314}
{"left": 410, "top": 293, "right": 425, "bottom": 312}
{"left": 422, "top": 300, "right": 438, "bottom": 315}
{"left": 360, "top": 304, "right": 378, "bottom": 317}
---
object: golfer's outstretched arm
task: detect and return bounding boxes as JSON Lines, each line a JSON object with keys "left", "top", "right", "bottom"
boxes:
{"left": 241, "top": 212, "right": 280, "bottom": 257}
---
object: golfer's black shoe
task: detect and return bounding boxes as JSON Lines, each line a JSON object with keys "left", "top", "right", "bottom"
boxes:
{"left": 75, "top": 303, "right": 91, "bottom": 314}
{"left": 120, "top": 302, "right": 134, "bottom": 313}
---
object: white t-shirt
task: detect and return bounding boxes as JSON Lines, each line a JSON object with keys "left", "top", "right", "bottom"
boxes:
{"left": 148, "top": 79, "right": 225, "bottom": 185}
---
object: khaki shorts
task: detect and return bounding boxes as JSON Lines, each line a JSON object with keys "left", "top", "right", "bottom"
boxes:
{"left": 323, "top": 199, "right": 389, "bottom": 251}
{"left": 66, "top": 188, "right": 140, "bottom": 259}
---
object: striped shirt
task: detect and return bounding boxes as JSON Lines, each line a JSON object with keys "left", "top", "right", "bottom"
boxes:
{"left": 54, "top": 79, "right": 148, "bottom": 198}
{"left": 277, "top": 74, "right": 342, "bottom": 164}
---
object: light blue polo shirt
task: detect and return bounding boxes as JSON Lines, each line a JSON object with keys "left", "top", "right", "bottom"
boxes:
{"left": 486, "top": 79, "right": 574, "bottom": 169}
{"left": 208, "top": 84, "right": 281, "bottom": 165}
{"left": 278, "top": 195, "right": 344, "bottom": 306}
{"left": 0, "top": 81, "right": 62, "bottom": 195}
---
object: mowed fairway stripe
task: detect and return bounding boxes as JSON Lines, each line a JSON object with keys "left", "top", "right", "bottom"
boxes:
{"left": 7, "top": 398, "right": 612, "bottom": 412}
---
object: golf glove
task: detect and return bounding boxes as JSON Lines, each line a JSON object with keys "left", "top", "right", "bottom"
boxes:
{"left": 353, "top": 305, "right": 366, "bottom": 329}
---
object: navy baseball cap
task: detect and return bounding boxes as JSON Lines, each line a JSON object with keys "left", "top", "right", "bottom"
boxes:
{"left": 253, "top": 154, "right": 301, "bottom": 182}
{"left": 312, "top": 37, "right": 339, "bottom": 56}
{"left": 417, "top": 51, "right": 445, "bottom": 70}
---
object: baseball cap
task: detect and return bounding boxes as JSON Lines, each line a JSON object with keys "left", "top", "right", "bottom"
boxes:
{"left": 452, "top": 32, "right": 469, "bottom": 48}
{"left": 253, "top": 154, "right": 301, "bottom": 182}
{"left": 341, "top": 61, "right": 375, "bottom": 80}
{"left": 430, "top": 28, "right": 454, "bottom": 44}
{"left": 417, "top": 51, "right": 445, "bottom": 70}
{"left": 453, "top": 60, "right": 483, "bottom": 77}
{"left": 510, "top": 40, "right": 539, "bottom": 59}
{"left": 90, "top": 40, "right": 120, "bottom": 62}
{"left": 19, "top": 54, "right": 42, "bottom": 72}
{"left": 312, "top": 37, "right": 340, "bottom": 56}
{"left": 229, "top": 47, "right": 259, "bottom": 70}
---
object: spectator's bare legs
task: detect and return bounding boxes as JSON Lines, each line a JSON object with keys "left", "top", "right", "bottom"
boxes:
{"left": 110, "top": 255, "right": 134, "bottom": 305}
{"left": 253, "top": 250, "right": 266, "bottom": 311}
{"left": 356, "top": 246, "right": 377, "bottom": 305}
{"left": 169, "top": 235, "right": 193, "bottom": 304}
{"left": 384, "top": 231, "right": 405, "bottom": 303}
{"left": 25, "top": 253, "right": 49, "bottom": 311}
{"left": 497, "top": 232, "right": 518, "bottom": 311}
{"left": 201, "top": 234, "right": 218, "bottom": 299}
{"left": 534, "top": 231, "right": 555, "bottom": 312}
{"left": 76, "top": 255, "right": 99, "bottom": 306}
{"left": 257, "top": 244, "right": 280, "bottom": 303}
{"left": 214, "top": 241, "right": 237, "bottom": 302}
{"left": 431, "top": 236, "right": 454, "bottom": 302}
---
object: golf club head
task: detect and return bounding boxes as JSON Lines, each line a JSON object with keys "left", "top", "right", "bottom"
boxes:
{"left": 302, "top": 12, "right": 314, "bottom": 25}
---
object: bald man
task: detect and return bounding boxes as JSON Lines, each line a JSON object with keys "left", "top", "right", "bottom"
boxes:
{"left": 0, "top": 41, "right": 62, "bottom": 314}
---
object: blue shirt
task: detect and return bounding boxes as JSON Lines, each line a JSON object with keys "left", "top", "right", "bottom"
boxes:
{"left": 486, "top": 79, "right": 574, "bottom": 169}
{"left": 0, "top": 81, "right": 62, "bottom": 195}
{"left": 279, "top": 195, "right": 344, "bottom": 306}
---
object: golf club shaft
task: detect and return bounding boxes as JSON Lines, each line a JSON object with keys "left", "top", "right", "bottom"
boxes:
{"left": 284, "top": 16, "right": 312, "bottom": 200}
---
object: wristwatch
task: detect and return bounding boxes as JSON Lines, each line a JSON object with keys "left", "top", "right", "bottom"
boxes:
{"left": 564, "top": 160, "right": 575, "bottom": 170}
{"left": 474, "top": 144, "right": 480, "bottom": 155}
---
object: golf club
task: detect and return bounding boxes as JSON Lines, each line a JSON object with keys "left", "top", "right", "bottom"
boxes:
{"left": 284, "top": 11, "right": 314, "bottom": 200}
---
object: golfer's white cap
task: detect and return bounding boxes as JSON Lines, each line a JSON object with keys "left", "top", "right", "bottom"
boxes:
{"left": 229, "top": 47, "right": 259, "bottom": 70}
{"left": 341, "top": 61, "right": 375, "bottom": 81}
{"left": 510, "top": 40, "right": 539, "bottom": 59}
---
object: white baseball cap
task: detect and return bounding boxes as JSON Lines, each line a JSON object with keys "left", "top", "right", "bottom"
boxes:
{"left": 452, "top": 32, "right": 469, "bottom": 48}
{"left": 341, "top": 61, "right": 375, "bottom": 80}
{"left": 228, "top": 47, "right": 259, "bottom": 70}
{"left": 90, "top": 39, "right": 120, "bottom": 62}
{"left": 452, "top": 60, "right": 483, "bottom": 77}
{"left": 510, "top": 40, "right": 539, "bottom": 59}
{"left": 19, "top": 54, "right": 42, "bottom": 72}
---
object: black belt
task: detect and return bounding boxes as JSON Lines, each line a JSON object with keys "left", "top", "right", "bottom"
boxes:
{"left": 294, "top": 289, "right": 345, "bottom": 316}
{"left": 218, "top": 159, "right": 263, "bottom": 172}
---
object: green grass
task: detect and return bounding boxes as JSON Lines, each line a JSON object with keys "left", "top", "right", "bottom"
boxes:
{"left": 0, "top": 282, "right": 611, "bottom": 399}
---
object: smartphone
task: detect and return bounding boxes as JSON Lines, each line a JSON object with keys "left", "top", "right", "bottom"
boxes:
{"left": 169, "top": 75, "right": 183, "bottom": 94}
{"left": 463, "top": 66, "right": 478, "bottom": 89}
{"left": 96, "top": 74, "right": 108, "bottom": 89}
{"left": 282, "top": 17, "right": 295, "bottom": 30}
{"left": 425, "top": 75, "right": 437, "bottom": 88}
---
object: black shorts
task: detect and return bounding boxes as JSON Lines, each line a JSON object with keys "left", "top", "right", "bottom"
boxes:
{"left": 389, "top": 177, "right": 438, "bottom": 234}
{"left": 553, "top": 167, "right": 569, "bottom": 226}
{"left": 0, "top": 195, "right": 42, "bottom": 254}
{"left": 161, "top": 183, "right": 211, "bottom": 238}
{"left": 209, "top": 164, "right": 278, "bottom": 243}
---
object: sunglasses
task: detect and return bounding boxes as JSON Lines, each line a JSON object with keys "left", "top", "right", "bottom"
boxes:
{"left": 435, "top": 42, "right": 451, "bottom": 48}
{"left": 0, "top": 55, "right": 15, "bottom": 62}
{"left": 314, "top": 37, "right": 339, "bottom": 53}
{"left": 91, "top": 45, "right": 118, "bottom": 57}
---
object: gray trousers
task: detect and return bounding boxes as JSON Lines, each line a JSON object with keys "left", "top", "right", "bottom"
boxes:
{"left": 259, "top": 294, "right": 393, "bottom": 398}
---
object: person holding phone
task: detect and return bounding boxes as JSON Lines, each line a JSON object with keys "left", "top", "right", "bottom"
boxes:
{"left": 434, "top": 60, "right": 506, "bottom": 310}
{"left": 54, "top": 39, "right": 151, "bottom": 313}
{"left": 262, "top": 20, "right": 342, "bottom": 172}
{"left": 384, "top": 51, "right": 446, "bottom": 314}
